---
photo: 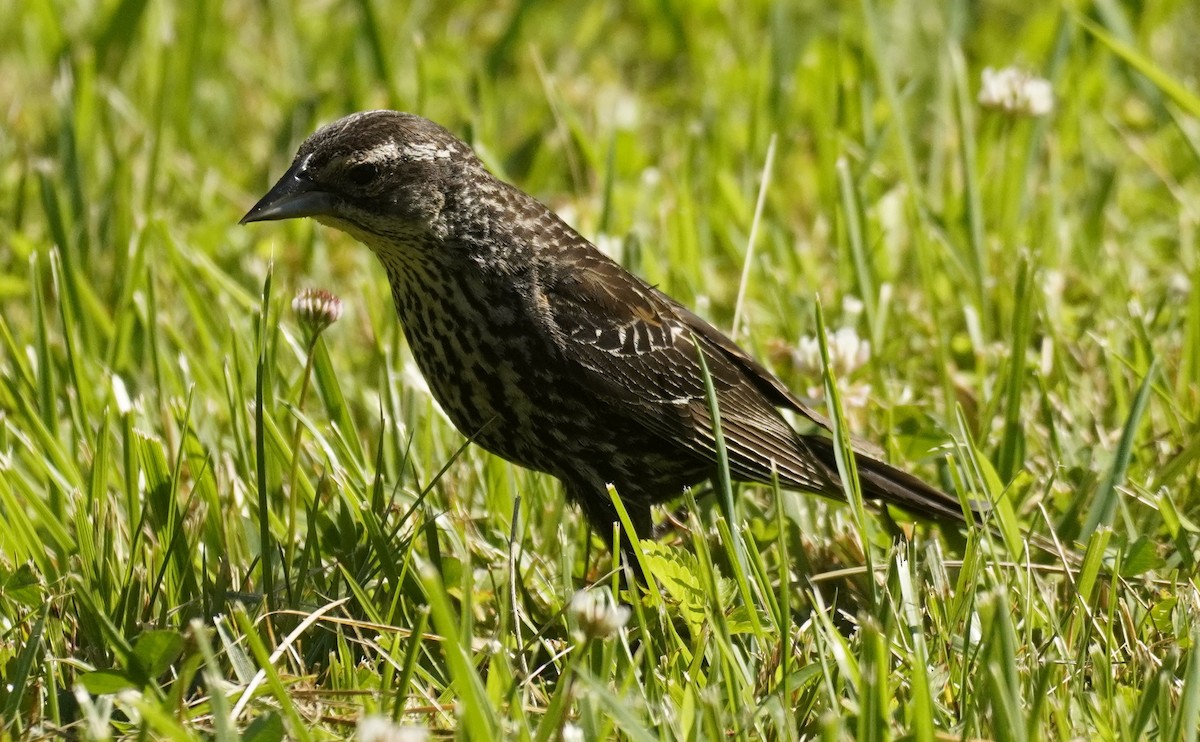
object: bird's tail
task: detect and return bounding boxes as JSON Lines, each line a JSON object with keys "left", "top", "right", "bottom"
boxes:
{"left": 800, "top": 435, "right": 980, "bottom": 524}
{"left": 798, "top": 436, "right": 1081, "bottom": 563}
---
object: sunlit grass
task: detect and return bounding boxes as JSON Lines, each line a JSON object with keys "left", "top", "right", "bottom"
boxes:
{"left": 1, "top": 0, "right": 1198, "bottom": 738}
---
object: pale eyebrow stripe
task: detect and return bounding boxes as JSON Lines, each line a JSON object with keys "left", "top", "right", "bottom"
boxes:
{"left": 357, "top": 142, "right": 403, "bottom": 163}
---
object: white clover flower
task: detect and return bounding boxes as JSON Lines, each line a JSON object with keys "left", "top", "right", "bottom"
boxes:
{"left": 609, "top": 94, "right": 640, "bottom": 130}
{"left": 841, "top": 295, "right": 865, "bottom": 322}
{"left": 829, "top": 327, "right": 871, "bottom": 375}
{"left": 292, "top": 287, "right": 343, "bottom": 341}
{"left": 803, "top": 380, "right": 873, "bottom": 417}
{"left": 979, "top": 66, "right": 1053, "bottom": 117}
{"left": 793, "top": 334, "right": 823, "bottom": 375}
{"left": 358, "top": 714, "right": 428, "bottom": 742}
{"left": 562, "top": 722, "right": 585, "bottom": 742}
{"left": 568, "top": 587, "right": 630, "bottom": 641}
{"left": 840, "top": 381, "right": 873, "bottom": 413}
{"left": 792, "top": 328, "right": 871, "bottom": 376}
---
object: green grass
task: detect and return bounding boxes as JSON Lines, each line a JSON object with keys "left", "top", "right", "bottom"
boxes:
{"left": 2, "top": 0, "right": 1199, "bottom": 738}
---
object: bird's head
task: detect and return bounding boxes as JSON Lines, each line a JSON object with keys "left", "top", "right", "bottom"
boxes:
{"left": 241, "top": 110, "right": 481, "bottom": 245}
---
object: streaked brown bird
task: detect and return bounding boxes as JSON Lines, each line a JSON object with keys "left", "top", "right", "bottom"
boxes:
{"left": 242, "top": 111, "right": 975, "bottom": 559}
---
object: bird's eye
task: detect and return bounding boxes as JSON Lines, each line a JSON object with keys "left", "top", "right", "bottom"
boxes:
{"left": 345, "top": 161, "right": 380, "bottom": 187}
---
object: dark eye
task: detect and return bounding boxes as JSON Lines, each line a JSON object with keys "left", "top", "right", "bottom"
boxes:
{"left": 346, "top": 161, "right": 379, "bottom": 187}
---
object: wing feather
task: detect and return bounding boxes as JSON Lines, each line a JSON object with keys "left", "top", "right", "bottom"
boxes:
{"left": 543, "top": 249, "right": 834, "bottom": 491}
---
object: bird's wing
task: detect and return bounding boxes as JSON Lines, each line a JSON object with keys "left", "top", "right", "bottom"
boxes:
{"left": 542, "top": 250, "right": 833, "bottom": 490}
{"left": 670, "top": 299, "right": 885, "bottom": 458}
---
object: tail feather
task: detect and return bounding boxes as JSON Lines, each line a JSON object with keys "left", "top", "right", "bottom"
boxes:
{"left": 798, "top": 436, "right": 1079, "bottom": 563}
{"left": 800, "top": 435, "right": 981, "bottom": 524}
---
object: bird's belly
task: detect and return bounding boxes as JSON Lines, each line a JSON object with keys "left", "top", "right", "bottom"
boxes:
{"left": 420, "top": 352, "right": 711, "bottom": 493}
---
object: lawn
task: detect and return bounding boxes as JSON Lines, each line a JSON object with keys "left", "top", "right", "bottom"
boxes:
{"left": 2, "top": 0, "right": 1198, "bottom": 739}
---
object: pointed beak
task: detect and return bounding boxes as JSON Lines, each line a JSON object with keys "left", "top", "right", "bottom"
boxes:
{"left": 240, "top": 162, "right": 337, "bottom": 224}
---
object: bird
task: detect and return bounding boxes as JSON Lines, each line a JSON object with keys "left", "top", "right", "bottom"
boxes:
{"left": 241, "top": 110, "right": 978, "bottom": 562}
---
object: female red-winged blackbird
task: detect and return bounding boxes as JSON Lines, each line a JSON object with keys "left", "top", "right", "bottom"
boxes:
{"left": 242, "top": 111, "right": 975, "bottom": 557}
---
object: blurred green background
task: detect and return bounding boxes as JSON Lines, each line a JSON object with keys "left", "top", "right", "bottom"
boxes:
{"left": 2, "top": 0, "right": 1199, "bottom": 738}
